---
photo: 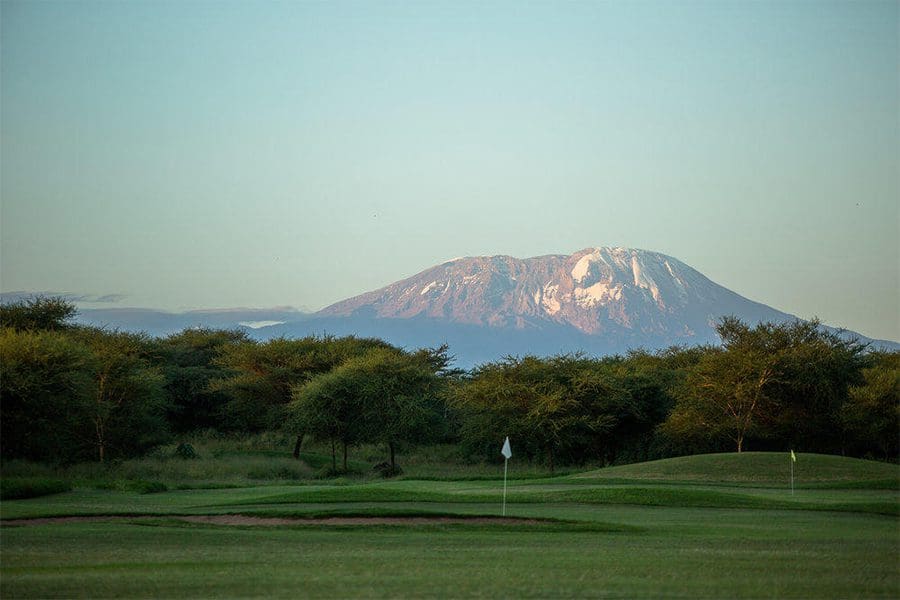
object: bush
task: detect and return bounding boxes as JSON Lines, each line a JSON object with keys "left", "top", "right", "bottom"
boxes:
{"left": 90, "top": 479, "right": 168, "bottom": 494}
{"left": 316, "top": 465, "right": 346, "bottom": 478}
{"left": 0, "top": 477, "right": 72, "bottom": 500}
{"left": 373, "top": 462, "right": 403, "bottom": 478}
{"left": 174, "top": 443, "right": 198, "bottom": 459}
{"left": 134, "top": 480, "right": 168, "bottom": 494}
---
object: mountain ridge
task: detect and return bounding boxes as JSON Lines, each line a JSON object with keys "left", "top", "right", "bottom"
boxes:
{"left": 23, "top": 246, "right": 896, "bottom": 366}
{"left": 317, "top": 246, "right": 796, "bottom": 342}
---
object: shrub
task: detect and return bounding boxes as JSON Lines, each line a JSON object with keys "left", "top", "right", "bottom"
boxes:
{"left": 316, "top": 465, "right": 346, "bottom": 478}
{"left": 134, "top": 480, "right": 168, "bottom": 494}
{"left": 174, "top": 443, "right": 198, "bottom": 459}
{"left": 0, "top": 477, "right": 72, "bottom": 500}
{"left": 373, "top": 461, "right": 403, "bottom": 478}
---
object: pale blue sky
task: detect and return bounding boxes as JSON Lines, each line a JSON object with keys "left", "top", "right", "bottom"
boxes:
{"left": 2, "top": 0, "right": 897, "bottom": 340}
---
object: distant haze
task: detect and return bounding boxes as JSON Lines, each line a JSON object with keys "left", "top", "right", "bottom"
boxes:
{"left": 1, "top": 1, "right": 897, "bottom": 341}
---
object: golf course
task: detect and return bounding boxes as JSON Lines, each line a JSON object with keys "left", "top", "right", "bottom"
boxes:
{"left": 2, "top": 451, "right": 897, "bottom": 598}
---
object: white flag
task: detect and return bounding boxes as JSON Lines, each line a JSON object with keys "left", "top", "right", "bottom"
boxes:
{"left": 501, "top": 437, "right": 512, "bottom": 460}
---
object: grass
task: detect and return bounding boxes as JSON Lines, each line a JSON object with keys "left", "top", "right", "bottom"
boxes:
{"left": 574, "top": 452, "right": 900, "bottom": 485}
{"left": 0, "top": 477, "right": 72, "bottom": 500}
{"left": 0, "top": 436, "right": 572, "bottom": 490}
{"left": 1, "top": 450, "right": 898, "bottom": 598}
{"left": 2, "top": 506, "right": 896, "bottom": 598}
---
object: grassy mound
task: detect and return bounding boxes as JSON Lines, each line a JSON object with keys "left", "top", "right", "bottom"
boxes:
{"left": 575, "top": 452, "right": 900, "bottom": 485}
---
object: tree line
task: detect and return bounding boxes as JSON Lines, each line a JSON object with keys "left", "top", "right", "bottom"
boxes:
{"left": 1, "top": 296, "right": 897, "bottom": 470}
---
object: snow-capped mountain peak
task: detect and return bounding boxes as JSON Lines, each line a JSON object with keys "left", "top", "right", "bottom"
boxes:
{"left": 318, "top": 247, "right": 758, "bottom": 339}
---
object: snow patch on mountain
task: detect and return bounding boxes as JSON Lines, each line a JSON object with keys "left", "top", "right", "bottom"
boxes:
{"left": 574, "top": 281, "right": 621, "bottom": 308}
{"left": 542, "top": 283, "right": 561, "bottom": 315}
{"left": 571, "top": 253, "right": 594, "bottom": 284}
{"left": 631, "top": 255, "right": 661, "bottom": 302}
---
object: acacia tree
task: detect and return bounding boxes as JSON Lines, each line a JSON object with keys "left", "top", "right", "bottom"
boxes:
{"left": 660, "top": 317, "right": 870, "bottom": 454}
{"left": 1, "top": 299, "right": 168, "bottom": 463}
{"left": 290, "top": 347, "right": 447, "bottom": 475}
{"left": 765, "top": 320, "right": 868, "bottom": 453}
{"left": 0, "top": 295, "right": 77, "bottom": 331}
{"left": 661, "top": 318, "right": 785, "bottom": 453}
{"left": 453, "top": 356, "right": 600, "bottom": 471}
{"left": 841, "top": 351, "right": 899, "bottom": 460}
{"left": 291, "top": 366, "right": 368, "bottom": 471}
{"left": 356, "top": 348, "right": 447, "bottom": 474}
{"left": 0, "top": 328, "right": 94, "bottom": 462}
{"left": 567, "top": 364, "right": 637, "bottom": 465}
{"left": 72, "top": 328, "right": 167, "bottom": 462}
{"left": 681, "top": 347, "right": 775, "bottom": 452}
{"left": 154, "top": 328, "right": 249, "bottom": 432}
{"left": 212, "top": 335, "right": 394, "bottom": 435}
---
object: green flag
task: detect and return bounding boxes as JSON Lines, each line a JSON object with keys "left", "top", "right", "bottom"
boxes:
{"left": 791, "top": 449, "right": 796, "bottom": 462}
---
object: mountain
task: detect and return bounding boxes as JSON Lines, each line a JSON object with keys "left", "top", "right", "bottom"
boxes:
{"left": 257, "top": 247, "right": 898, "bottom": 366}
{"left": 54, "top": 247, "right": 898, "bottom": 366}
{"left": 72, "top": 306, "right": 308, "bottom": 337}
{"left": 318, "top": 247, "right": 788, "bottom": 341}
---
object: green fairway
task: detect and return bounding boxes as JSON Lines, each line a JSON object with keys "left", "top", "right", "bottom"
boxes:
{"left": 2, "top": 452, "right": 898, "bottom": 598}
{"left": 573, "top": 452, "right": 900, "bottom": 485}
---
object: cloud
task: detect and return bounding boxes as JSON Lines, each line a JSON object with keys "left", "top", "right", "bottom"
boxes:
{"left": 0, "top": 291, "right": 127, "bottom": 304}
{"left": 238, "top": 320, "right": 286, "bottom": 329}
{"left": 81, "top": 294, "right": 127, "bottom": 303}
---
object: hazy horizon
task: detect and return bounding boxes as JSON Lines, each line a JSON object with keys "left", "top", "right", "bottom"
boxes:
{"left": 2, "top": 1, "right": 897, "bottom": 341}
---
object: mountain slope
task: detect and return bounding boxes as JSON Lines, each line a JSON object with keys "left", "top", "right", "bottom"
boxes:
{"left": 55, "top": 247, "right": 897, "bottom": 366}
{"left": 315, "top": 247, "right": 798, "bottom": 349}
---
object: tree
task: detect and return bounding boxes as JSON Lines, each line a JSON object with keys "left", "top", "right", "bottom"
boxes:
{"left": 71, "top": 328, "right": 168, "bottom": 462}
{"left": 453, "top": 355, "right": 615, "bottom": 471}
{"left": 355, "top": 348, "right": 447, "bottom": 474}
{"left": 154, "top": 328, "right": 249, "bottom": 432}
{"left": 1, "top": 325, "right": 168, "bottom": 463}
{"left": 0, "top": 295, "right": 77, "bottom": 331}
{"left": 291, "top": 366, "right": 368, "bottom": 472}
{"left": 661, "top": 319, "right": 785, "bottom": 453}
{"left": 660, "top": 317, "right": 869, "bottom": 454}
{"left": 567, "top": 363, "right": 637, "bottom": 465}
{"left": 841, "top": 351, "right": 899, "bottom": 460}
{"left": 0, "top": 328, "right": 94, "bottom": 462}
{"left": 764, "top": 320, "right": 869, "bottom": 453}
{"left": 213, "top": 334, "right": 397, "bottom": 460}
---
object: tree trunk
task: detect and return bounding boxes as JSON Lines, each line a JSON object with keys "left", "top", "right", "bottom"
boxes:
{"left": 292, "top": 433, "right": 304, "bottom": 459}
{"left": 95, "top": 418, "right": 105, "bottom": 463}
{"left": 389, "top": 441, "right": 396, "bottom": 471}
{"left": 342, "top": 440, "right": 348, "bottom": 472}
{"left": 548, "top": 447, "right": 554, "bottom": 474}
{"left": 330, "top": 438, "right": 336, "bottom": 471}
{"left": 736, "top": 434, "right": 743, "bottom": 453}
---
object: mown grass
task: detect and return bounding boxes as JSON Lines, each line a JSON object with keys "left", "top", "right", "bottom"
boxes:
{"left": 1, "top": 451, "right": 897, "bottom": 598}
{"left": 2, "top": 506, "right": 896, "bottom": 598}
{"left": 575, "top": 452, "right": 900, "bottom": 484}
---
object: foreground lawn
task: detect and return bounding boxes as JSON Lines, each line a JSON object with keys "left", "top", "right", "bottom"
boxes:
{"left": 2, "top": 506, "right": 897, "bottom": 598}
{"left": 2, "top": 453, "right": 898, "bottom": 598}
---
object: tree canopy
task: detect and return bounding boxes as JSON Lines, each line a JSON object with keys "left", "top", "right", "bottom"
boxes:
{"left": 1, "top": 297, "right": 895, "bottom": 468}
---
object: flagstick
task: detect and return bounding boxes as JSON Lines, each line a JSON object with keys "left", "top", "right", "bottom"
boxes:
{"left": 791, "top": 456, "right": 794, "bottom": 496}
{"left": 502, "top": 458, "right": 508, "bottom": 516}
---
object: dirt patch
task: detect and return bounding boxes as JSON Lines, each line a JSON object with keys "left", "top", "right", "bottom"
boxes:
{"left": 3, "top": 514, "right": 543, "bottom": 527}
{"left": 179, "top": 515, "right": 542, "bottom": 526}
